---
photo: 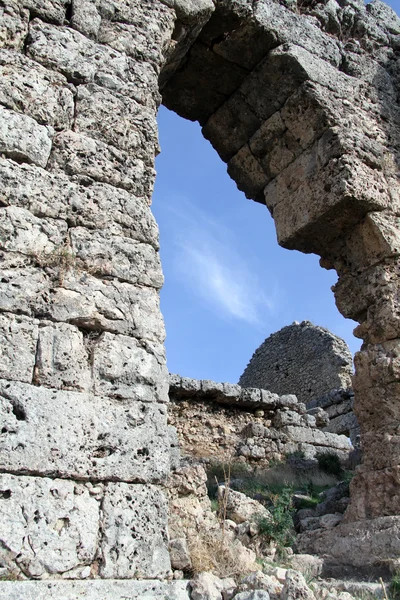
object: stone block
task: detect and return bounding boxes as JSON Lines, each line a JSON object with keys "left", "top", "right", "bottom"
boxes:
{"left": 69, "top": 227, "right": 163, "bottom": 288}
{"left": 0, "top": 158, "right": 160, "bottom": 247}
{"left": 0, "top": 580, "right": 191, "bottom": 599}
{"left": 254, "top": 0, "right": 341, "bottom": 66}
{"left": 96, "top": 0, "right": 175, "bottom": 68}
{"left": 0, "top": 49, "right": 74, "bottom": 130}
{"left": 281, "top": 426, "right": 350, "bottom": 450}
{"left": 227, "top": 144, "right": 269, "bottom": 202}
{"left": 0, "top": 474, "right": 99, "bottom": 579}
{"left": 92, "top": 332, "right": 168, "bottom": 403}
{"left": 0, "top": 1, "right": 29, "bottom": 50}
{"left": 0, "top": 263, "right": 165, "bottom": 343}
{"left": 266, "top": 139, "right": 390, "bottom": 254}
{"left": 35, "top": 323, "right": 91, "bottom": 391}
{"left": 22, "top": 0, "right": 69, "bottom": 24}
{"left": 48, "top": 130, "right": 156, "bottom": 197}
{"left": 0, "top": 206, "right": 67, "bottom": 256}
{"left": 27, "top": 19, "right": 159, "bottom": 107}
{"left": 0, "top": 379, "right": 171, "bottom": 482}
{"left": 0, "top": 106, "right": 53, "bottom": 168}
{"left": 0, "top": 313, "right": 38, "bottom": 383}
{"left": 100, "top": 483, "right": 171, "bottom": 578}
{"left": 297, "top": 515, "right": 400, "bottom": 570}
{"left": 74, "top": 83, "right": 159, "bottom": 155}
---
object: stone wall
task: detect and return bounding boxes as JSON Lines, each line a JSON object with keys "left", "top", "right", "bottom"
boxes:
{"left": 307, "top": 389, "right": 360, "bottom": 447}
{"left": 0, "top": 0, "right": 180, "bottom": 584}
{"left": 0, "top": 0, "right": 399, "bottom": 590}
{"left": 239, "top": 322, "right": 353, "bottom": 404}
{"left": 169, "top": 374, "right": 351, "bottom": 465}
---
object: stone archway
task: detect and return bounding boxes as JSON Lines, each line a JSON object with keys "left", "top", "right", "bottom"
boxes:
{"left": 0, "top": 0, "right": 399, "bottom": 592}
{"left": 160, "top": 0, "right": 400, "bottom": 533}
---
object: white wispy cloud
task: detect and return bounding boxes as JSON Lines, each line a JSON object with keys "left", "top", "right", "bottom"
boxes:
{"left": 167, "top": 199, "right": 278, "bottom": 326}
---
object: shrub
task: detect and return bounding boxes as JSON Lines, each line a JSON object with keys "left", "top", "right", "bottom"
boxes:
{"left": 257, "top": 487, "right": 295, "bottom": 551}
{"left": 316, "top": 451, "right": 342, "bottom": 476}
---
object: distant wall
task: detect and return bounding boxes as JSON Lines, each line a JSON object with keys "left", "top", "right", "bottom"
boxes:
{"left": 239, "top": 322, "right": 353, "bottom": 404}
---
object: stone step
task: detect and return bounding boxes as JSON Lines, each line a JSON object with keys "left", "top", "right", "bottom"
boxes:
{"left": 0, "top": 579, "right": 190, "bottom": 600}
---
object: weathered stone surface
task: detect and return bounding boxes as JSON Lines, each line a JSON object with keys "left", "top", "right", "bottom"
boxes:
{"left": 0, "top": 158, "right": 160, "bottom": 247}
{"left": 0, "top": 49, "right": 74, "bottom": 130}
{"left": 281, "top": 570, "right": 315, "bottom": 600}
{"left": 92, "top": 332, "right": 168, "bottom": 402}
{"left": 0, "top": 205, "right": 67, "bottom": 256}
{"left": 100, "top": 483, "right": 170, "bottom": 578}
{"left": 34, "top": 322, "right": 91, "bottom": 391}
{"left": 0, "top": 580, "right": 190, "bottom": 599}
{"left": 0, "top": 313, "right": 38, "bottom": 383}
{"left": 48, "top": 130, "right": 156, "bottom": 196}
{"left": 190, "top": 572, "right": 225, "bottom": 600}
{"left": 234, "top": 592, "right": 271, "bottom": 600}
{"left": 239, "top": 322, "right": 353, "bottom": 404}
{"left": 297, "top": 516, "right": 400, "bottom": 572}
{"left": 95, "top": 0, "right": 175, "bottom": 68}
{"left": 0, "top": 380, "right": 171, "bottom": 482}
{"left": 0, "top": 1, "right": 29, "bottom": 50}
{"left": 74, "top": 83, "right": 159, "bottom": 155}
{"left": 169, "top": 537, "right": 192, "bottom": 571}
{"left": 0, "top": 106, "right": 53, "bottom": 167}
{"left": 218, "top": 486, "right": 270, "bottom": 525}
{"left": 0, "top": 474, "right": 99, "bottom": 579}
{"left": 27, "top": 19, "right": 159, "bottom": 106}
{"left": 69, "top": 227, "right": 163, "bottom": 288}
{"left": 22, "top": 0, "right": 69, "bottom": 24}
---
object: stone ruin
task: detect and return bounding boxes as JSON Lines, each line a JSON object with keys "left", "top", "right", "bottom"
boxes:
{"left": 0, "top": 0, "right": 400, "bottom": 595}
{"left": 239, "top": 321, "right": 360, "bottom": 444}
{"left": 239, "top": 321, "right": 354, "bottom": 405}
{"left": 169, "top": 373, "right": 351, "bottom": 464}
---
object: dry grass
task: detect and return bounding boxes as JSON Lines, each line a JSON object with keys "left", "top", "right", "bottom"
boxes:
{"left": 188, "top": 528, "right": 257, "bottom": 579}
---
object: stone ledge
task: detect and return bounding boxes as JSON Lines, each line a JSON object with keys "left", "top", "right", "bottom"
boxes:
{"left": 0, "top": 579, "right": 190, "bottom": 599}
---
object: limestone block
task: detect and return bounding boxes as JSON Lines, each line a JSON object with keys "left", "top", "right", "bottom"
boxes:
{"left": 27, "top": 19, "right": 159, "bottom": 106}
{"left": 0, "top": 264, "right": 165, "bottom": 342}
{"left": 74, "top": 83, "right": 159, "bottom": 154}
{"left": 0, "top": 49, "right": 74, "bottom": 130}
{"left": 218, "top": 486, "right": 270, "bottom": 524}
{"left": 254, "top": 0, "right": 341, "bottom": 66}
{"left": 267, "top": 142, "right": 390, "bottom": 254}
{"left": 100, "top": 483, "right": 171, "bottom": 578}
{"left": 71, "top": 0, "right": 102, "bottom": 38}
{"left": 0, "top": 379, "right": 171, "bottom": 482}
{"left": 169, "top": 538, "right": 192, "bottom": 571}
{"left": 23, "top": 0, "right": 69, "bottom": 24}
{"left": 69, "top": 227, "right": 163, "bottom": 288}
{"left": 0, "top": 106, "right": 53, "bottom": 168}
{"left": 96, "top": 0, "right": 175, "bottom": 68}
{"left": 190, "top": 572, "right": 225, "bottom": 600}
{"left": 0, "top": 580, "right": 191, "bottom": 599}
{"left": 272, "top": 410, "right": 302, "bottom": 428}
{"left": 281, "top": 426, "right": 350, "bottom": 450}
{"left": 0, "top": 313, "right": 38, "bottom": 383}
{"left": 0, "top": 474, "right": 99, "bottom": 578}
{"left": 0, "top": 158, "right": 160, "bottom": 247}
{"left": 35, "top": 323, "right": 91, "bottom": 391}
{"left": 0, "top": 205, "right": 67, "bottom": 256}
{"left": 296, "top": 516, "right": 400, "bottom": 570}
{"left": 48, "top": 130, "right": 156, "bottom": 197}
{"left": 0, "top": 1, "right": 29, "bottom": 50}
{"left": 281, "top": 570, "right": 315, "bottom": 600}
{"left": 92, "top": 332, "right": 168, "bottom": 403}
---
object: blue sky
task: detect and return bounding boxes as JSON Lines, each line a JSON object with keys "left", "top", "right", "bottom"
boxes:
{"left": 152, "top": 0, "right": 400, "bottom": 384}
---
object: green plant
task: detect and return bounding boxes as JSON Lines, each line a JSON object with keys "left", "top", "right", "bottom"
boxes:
{"left": 285, "top": 450, "right": 305, "bottom": 460}
{"left": 257, "top": 487, "right": 295, "bottom": 551}
{"left": 390, "top": 572, "right": 400, "bottom": 599}
{"left": 316, "top": 451, "right": 343, "bottom": 476}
